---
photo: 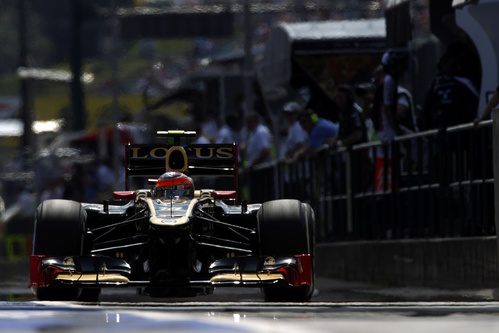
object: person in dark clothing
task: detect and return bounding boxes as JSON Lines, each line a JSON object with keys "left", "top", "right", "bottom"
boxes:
{"left": 422, "top": 52, "right": 479, "bottom": 129}
{"left": 355, "top": 82, "right": 378, "bottom": 142}
{"left": 332, "top": 84, "right": 366, "bottom": 147}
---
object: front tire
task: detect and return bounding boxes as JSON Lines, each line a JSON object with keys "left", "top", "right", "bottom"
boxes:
{"left": 257, "top": 199, "right": 315, "bottom": 301}
{"left": 33, "top": 199, "right": 93, "bottom": 301}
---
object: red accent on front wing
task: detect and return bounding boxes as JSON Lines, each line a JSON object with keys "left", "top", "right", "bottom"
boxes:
{"left": 277, "top": 254, "right": 313, "bottom": 287}
{"left": 30, "top": 255, "right": 44, "bottom": 287}
{"left": 30, "top": 255, "right": 61, "bottom": 288}
{"left": 30, "top": 254, "right": 313, "bottom": 288}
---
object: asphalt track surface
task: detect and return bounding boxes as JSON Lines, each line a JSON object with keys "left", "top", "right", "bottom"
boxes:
{"left": 2, "top": 278, "right": 499, "bottom": 332}
{"left": 4, "top": 298, "right": 499, "bottom": 333}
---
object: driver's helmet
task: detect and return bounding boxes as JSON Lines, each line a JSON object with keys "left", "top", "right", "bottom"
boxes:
{"left": 153, "top": 172, "right": 194, "bottom": 201}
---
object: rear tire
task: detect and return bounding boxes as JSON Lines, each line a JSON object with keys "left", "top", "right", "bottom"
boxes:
{"left": 257, "top": 199, "right": 315, "bottom": 302}
{"left": 33, "top": 199, "right": 93, "bottom": 301}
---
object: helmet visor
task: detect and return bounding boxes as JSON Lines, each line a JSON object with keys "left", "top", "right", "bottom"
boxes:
{"left": 154, "top": 185, "right": 193, "bottom": 200}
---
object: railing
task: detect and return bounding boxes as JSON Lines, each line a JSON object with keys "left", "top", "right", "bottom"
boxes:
{"left": 246, "top": 120, "right": 495, "bottom": 242}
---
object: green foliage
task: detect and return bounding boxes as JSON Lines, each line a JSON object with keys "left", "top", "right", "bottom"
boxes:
{"left": 0, "top": 73, "right": 19, "bottom": 95}
{"left": 155, "top": 39, "right": 194, "bottom": 56}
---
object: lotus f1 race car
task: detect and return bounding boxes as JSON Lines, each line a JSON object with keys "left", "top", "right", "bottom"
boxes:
{"left": 30, "top": 131, "right": 315, "bottom": 301}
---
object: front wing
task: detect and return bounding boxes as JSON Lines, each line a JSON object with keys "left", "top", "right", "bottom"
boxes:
{"left": 29, "top": 254, "right": 313, "bottom": 290}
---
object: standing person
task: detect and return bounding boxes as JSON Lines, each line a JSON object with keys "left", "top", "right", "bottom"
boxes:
{"left": 372, "top": 50, "right": 409, "bottom": 192}
{"left": 95, "top": 158, "right": 115, "bottom": 201}
{"left": 370, "top": 64, "right": 418, "bottom": 135}
{"left": 279, "top": 101, "right": 308, "bottom": 159}
{"left": 369, "top": 65, "right": 385, "bottom": 141}
{"left": 193, "top": 125, "right": 211, "bottom": 144}
{"left": 378, "top": 50, "right": 409, "bottom": 141}
{"left": 332, "top": 84, "right": 366, "bottom": 147}
{"left": 397, "top": 85, "right": 418, "bottom": 134}
{"left": 200, "top": 115, "right": 218, "bottom": 143}
{"left": 294, "top": 110, "right": 339, "bottom": 159}
{"left": 216, "top": 114, "right": 242, "bottom": 144}
{"left": 279, "top": 101, "right": 308, "bottom": 198}
{"left": 245, "top": 112, "right": 273, "bottom": 168}
{"left": 39, "top": 178, "right": 65, "bottom": 202}
{"left": 422, "top": 52, "right": 479, "bottom": 130}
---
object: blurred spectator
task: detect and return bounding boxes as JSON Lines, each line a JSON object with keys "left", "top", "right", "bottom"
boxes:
{"left": 295, "top": 110, "right": 339, "bottom": 158}
{"left": 245, "top": 112, "right": 273, "bottom": 168}
{"left": 332, "top": 84, "right": 366, "bottom": 147}
{"left": 216, "top": 114, "right": 243, "bottom": 144}
{"left": 370, "top": 58, "right": 418, "bottom": 138}
{"left": 355, "top": 82, "right": 377, "bottom": 142}
{"left": 216, "top": 114, "right": 244, "bottom": 175}
{"left": 84, "top": 167, "right": 98, "bottom": 203}
{"left": 13, "top": 185, "right": 35, "bottom": 218}
{"left": 279, "top": 102, "right": 308, "bottom": 159}
{"left": 397, "top": 86, "right": 418, "bottom": 134}
{"left": 114, "top": 158, "right": 127, "bottom": 191}
{"left": 201, "top": 116, "right": 219, "bottom": 142}
{"left": 96, "top": 158, "right": 115, "bottom": 201}
{"left": 422, "top": 51, "right": 479, "bottom": 129}
{"left": 370, "top": 51, "right": 409, "bottom": 193}
{"left": 193, "top": 125, "right": 211, "bottom": 144}
{"left": 322, "top": 79, "right": 341, "bottom": 123}
{"left": 370, "top": 65, "right": 385, "bottom": 138}
{"left": 40, "top": 177, "right": 65, "bottom": 202}
{"left": 297, "top": 86, "right": 312, "bottom": 108}
{"left": 377, "top": 50, "right": 409, "bottom": 141}
{"left": 474, "top": 85, "right": 499, "bottom": 126}
{"left": 63, "top": 163, "right": 86, "bottom": 202}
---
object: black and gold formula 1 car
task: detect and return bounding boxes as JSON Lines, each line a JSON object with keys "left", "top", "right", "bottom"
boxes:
{"left": 30, "top": 131, "right": 315, "bottom": 302}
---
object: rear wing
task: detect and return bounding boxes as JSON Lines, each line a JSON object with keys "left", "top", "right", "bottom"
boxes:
{"left": 125, "top": 142, "right": 238, "bottom": 192}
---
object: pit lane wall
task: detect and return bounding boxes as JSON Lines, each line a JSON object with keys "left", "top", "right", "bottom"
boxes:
{"left": 316, "top": 237, "right": 499, "bottom": 288}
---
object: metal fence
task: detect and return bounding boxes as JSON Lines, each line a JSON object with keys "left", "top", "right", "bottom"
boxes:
{"left": 246, "top": 120, "right": 495, "bottom": 242}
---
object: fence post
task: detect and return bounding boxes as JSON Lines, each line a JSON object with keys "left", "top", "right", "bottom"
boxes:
{"left": 273, "top": 161, "right": 280, "bottom": 199}
{"left": 345, "top": 149, "right": 353, "bottom": 235}
{"left": 438, "top": 128, "right": 450, "bottom": 236}
{"left": 492, "top": 109, "right": 499, "bottom": 267}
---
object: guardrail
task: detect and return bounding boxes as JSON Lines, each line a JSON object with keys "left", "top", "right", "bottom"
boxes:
{"left": 246, "top": 120, "right": 495, "bottom": 242}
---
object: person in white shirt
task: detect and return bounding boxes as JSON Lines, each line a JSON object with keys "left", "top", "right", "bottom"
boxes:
{"left": 279, "top": 101, "right": 308, "bottom": 159}
{"left": 397, "top": 85, "right": 418, "bottom": 134}
{"left": 193, "top": 124, "right": 211, "bottom": 144}
{"left": 216, "top": 114, "right": 242, "bottom": 144}
{"left": 201, "top": 116, "right": 218, "bottom": 142}
{"left": 378, "top": 50, "right": 408, "bottom": 142}
{"left": 245, "top": 112, "right": 273, "bottom": 168}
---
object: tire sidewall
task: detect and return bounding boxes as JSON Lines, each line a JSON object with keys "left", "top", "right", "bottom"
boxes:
{"left": 33, "top": 199, "right": 86, "bottom": 256}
